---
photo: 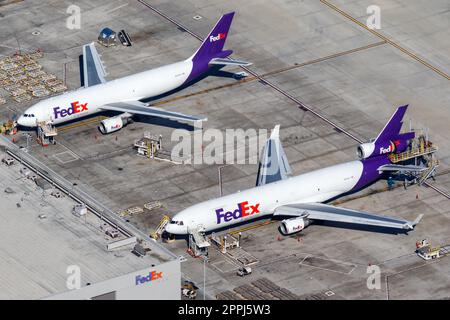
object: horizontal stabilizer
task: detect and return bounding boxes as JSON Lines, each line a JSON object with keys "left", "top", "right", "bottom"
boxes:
{"left": 82, "top": 42, "right": 107, "bottom": 87}
{"left": 412, "top": 214, "right": 424, "bottom": 227}
{"left": 377, "top": 164, "right": 428, "bottom": 173}
{"left": 209, "top": 58, "right": 252, "bottom": 67}
{"left": 274, "top": 202, "right": 421, "bottom": 230}
{"left": 100, "top": 101, "right": 207, "bottom": 123}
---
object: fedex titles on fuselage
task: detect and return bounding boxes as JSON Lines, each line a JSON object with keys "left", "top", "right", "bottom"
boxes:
{"left": 215, "top": 200, "right": 260, "bottom": 224}
{"left": 53, "top": 101, "right": 89, "bottom": 120}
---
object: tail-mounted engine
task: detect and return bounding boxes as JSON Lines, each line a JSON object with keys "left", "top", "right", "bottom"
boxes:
{"left": 357, "top": 136, "right": 413, "bottom": 160}
{"left": 356, "top": 105, "right": 415, "bottom": 160}
{"left": 357, "top": 141, "right": 396, "bottom": 159}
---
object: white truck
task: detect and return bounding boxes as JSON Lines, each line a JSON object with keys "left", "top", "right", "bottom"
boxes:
{"left": 237, "top": 266, "right": 252, "bottom": 277}
{"left": 1, "top": 158, "right": 14, "bottom": 166}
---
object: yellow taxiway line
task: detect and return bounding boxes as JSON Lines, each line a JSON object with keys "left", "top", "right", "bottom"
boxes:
{"left": 229, "top": 220, "right": 276, "bottom": 235}
{"left": 58, "top": 116, "right": 107, "bottom": 132}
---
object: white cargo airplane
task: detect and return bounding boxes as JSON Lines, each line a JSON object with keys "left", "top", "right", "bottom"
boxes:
{"left": 17, "top": 12, "right": 250, "bottom": 133}
{"left": 165, "top": 105, "right": 424, "bottom": 237}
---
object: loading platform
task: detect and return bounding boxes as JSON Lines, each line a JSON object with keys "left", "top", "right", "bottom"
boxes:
{"left": 188, "top": 226, "right": 210, "bottom": 257}
{"left": 150, "top": 214, "right": 170, "bottom": 240}
{"left": 389, "top": 146, "right": 438, "bottom": 163}
{"left": 387, "top": 132, "right": 439, "bottom": 186}
{"left": 418, "top": 159, "right": 439, "bottom": 185}
{"left": 37, "top": 121, "right": 57, "bottom": 146}
{"left": 210, "top": 232, "right": 241, "bottom": 254}
{"left": 134, "top": 132, "right": 181, "bottom": 164}
{"left": 134, "top": 132, "right": 162, "bottom": 158}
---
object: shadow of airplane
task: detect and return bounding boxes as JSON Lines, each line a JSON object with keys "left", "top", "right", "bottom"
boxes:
{"left": 140, "top": 65, "right": 231, "bottom": 104}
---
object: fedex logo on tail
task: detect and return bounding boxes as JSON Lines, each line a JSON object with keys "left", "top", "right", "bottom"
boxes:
{"left": 379, "top": 141, "right": 396, "bottom": 154}
{"left": 216, "top": 201, "right": 260, "bottom": 224}
{"left": 53, "top": 101, "right": 88, "bottom": 119}
{"left": 210, "top": 33, "right": 226, "bottom": 42}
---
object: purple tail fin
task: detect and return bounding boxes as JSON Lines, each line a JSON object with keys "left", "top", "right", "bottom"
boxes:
{"left": 357, "top": 105, "right": 414, "bottom": 160}
{"left": 374, "top": 104, "right": 415, "bottom": 154}
{"left": 190, "top": 12, "right": 234, "bottom": 63}
{"left": 375, "top": 104, "right": 411, "bottom": 143}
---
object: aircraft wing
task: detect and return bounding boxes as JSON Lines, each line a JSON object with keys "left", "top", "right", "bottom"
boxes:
{"left": 209, "top": 58, "right": 252, "bottom": 67}
{"left": 273, "top": 202, "right": 423, "bottom": 230}
{"left": 256, "top": 125, "right": 292, "bottom": 186}
{"left": 82, "top": 42, "right": 107, "bottom": 87}
{"left": 377, "top": 164, "right": 428, "bottom": 173}
{"left": 100, "top": 101, "right": 207, "bottom": 123}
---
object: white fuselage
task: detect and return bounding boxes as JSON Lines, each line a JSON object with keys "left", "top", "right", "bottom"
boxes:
{"left": 165, "top": 161, "right": 365, "bottom": 235}
{"left": 17, "top": 59, "right": 193, "bottom": 127}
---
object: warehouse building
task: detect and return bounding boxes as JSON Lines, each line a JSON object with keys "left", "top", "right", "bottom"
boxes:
{"left": 0, "top": 152, "right": 180, "bottom": 300}
{"left": 46, "top": 260, "right": 180, "bottom": 300}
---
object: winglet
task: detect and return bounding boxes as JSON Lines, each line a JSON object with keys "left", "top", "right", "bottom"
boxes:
{"left": 270, "top": 124, "right": 280, "bottom": 139}
{"left": 404, "top": 214, "right": 424, "bottom": 230}
{"left": 412, "top": 214, "right": 424, "bottom": 227}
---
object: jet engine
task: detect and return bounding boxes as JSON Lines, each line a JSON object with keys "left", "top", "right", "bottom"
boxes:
{"left": 357, "top": 140, "right": 396, "bottom": 160}
{"left": 280, "top": 217, "right": 310, "bottom": 235}
{"left": 99, "top": 116, "right": 127, "bottom": 134}
{"left": 357, "top": 142, "right": 376, "bottom": 159}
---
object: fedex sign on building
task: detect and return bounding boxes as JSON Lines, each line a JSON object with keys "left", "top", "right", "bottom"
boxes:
{"left": 215, "top": 201, "right": 260, "bottom": 224}
{"left": 135, "top": 270, "right": 163, "bottom": 286}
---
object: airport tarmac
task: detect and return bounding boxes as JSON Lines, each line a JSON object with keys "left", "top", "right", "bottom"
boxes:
{"left": 0, "top": 0, "right": 449, "bottom": 299}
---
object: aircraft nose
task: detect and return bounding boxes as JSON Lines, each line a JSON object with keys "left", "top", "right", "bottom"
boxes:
{"left": 164, "top": 223, "right": 175, "bottom": 234}
{"left": 17, "top": 114, "right": 35, "bottom": 127}
{"left": 165, "top": 223, "right": 185, "bottom": 235}
{"left": 17, "top": 115, "right": 25, "bottom": 127}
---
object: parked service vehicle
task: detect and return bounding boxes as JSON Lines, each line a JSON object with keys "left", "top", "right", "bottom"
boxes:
{"left": 181, "top": 281, "right": 198, "bottom": 299}
{"left": 1, "top": 158, "right": 14, "bottom": 166}
{"left": 237, "top": 266, "right": 252, "bottom": 277}
{"left": 106, "top": 228, "right": 120, "bottom": 238}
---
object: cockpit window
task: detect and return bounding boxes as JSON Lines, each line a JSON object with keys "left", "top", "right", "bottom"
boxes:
{"left": 170, "top": 220, "right": 184, "bottom": 226}
{"left": 23, "top": 114, "right": 35, "bottom": 118}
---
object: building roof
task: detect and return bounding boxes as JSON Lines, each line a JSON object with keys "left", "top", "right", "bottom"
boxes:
{"left": 0, "top": 158, "right": 163, "bottom": 299}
